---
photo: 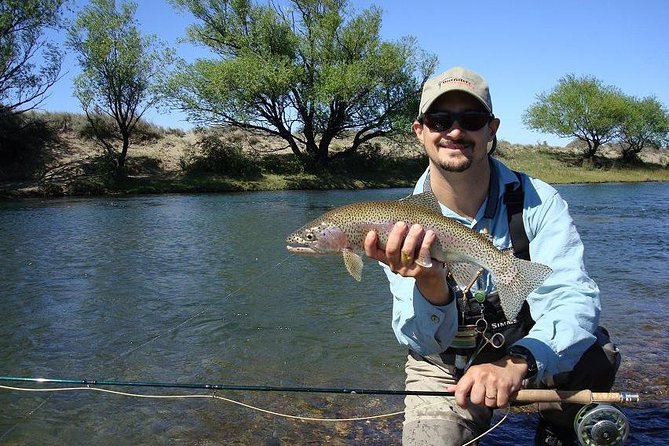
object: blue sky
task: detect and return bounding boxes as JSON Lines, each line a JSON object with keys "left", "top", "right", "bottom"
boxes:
{"left": 39, "top": 0, "right": 669, "bottom": 146}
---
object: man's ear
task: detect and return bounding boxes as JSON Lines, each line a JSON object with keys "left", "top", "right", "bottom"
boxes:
{"left": 412, "top": 120, "right": 424, "bottom": 141}
{"left": 488, "top": 117, "right": 500, "bottom": 142}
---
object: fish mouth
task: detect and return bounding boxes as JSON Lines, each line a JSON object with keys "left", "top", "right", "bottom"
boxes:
{"left": 286, "top": 245, "right": 321, "bottom": 255}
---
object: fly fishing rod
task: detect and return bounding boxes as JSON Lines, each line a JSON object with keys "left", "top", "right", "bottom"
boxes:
{"left": 0, "top": 376, "right": 639, "bottom": 403}
{"left": 1, "top": 376, "right": 640, "bottom": 446}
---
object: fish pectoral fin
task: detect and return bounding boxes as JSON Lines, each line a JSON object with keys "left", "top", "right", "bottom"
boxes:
{"left": 342, "top": 249, "right": 364, "bottom": 282}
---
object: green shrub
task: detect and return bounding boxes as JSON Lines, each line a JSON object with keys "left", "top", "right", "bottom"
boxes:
{"left": 181, "top": 135, "right": 261, "bottom": 178}
{"left": 77, "top": 114, "right": 164, "bottom": 144}
{"left": 69, "top": 178, "right": 106, "bottom": 195}
{"left": 258, "top": 153, "right": 304, "bottom": 174}
{"left": 0, "top": 112, "right": 57, "bottom": 180}
{"left": 330, "top": 142, "right": 392, "bottom": 173}
{"left": 78, "top": 114, "right": 118, "bottom": 140}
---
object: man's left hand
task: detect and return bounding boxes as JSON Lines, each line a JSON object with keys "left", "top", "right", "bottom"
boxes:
{"left": 447, "top": 356, "right": 528, "bottom": 408}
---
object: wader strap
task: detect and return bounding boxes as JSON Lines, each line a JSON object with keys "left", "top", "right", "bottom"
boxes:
{"left": 504, "top": 171, "right": 530, "bottom": 261}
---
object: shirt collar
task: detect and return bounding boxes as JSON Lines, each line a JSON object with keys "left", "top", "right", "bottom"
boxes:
{"left": 418, "top": 157, "right": 522, "bottom": 221}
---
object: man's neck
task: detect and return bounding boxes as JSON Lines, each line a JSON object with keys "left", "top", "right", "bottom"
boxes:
{"left": 429, "top": 159, "right": 491, "bottom": 220}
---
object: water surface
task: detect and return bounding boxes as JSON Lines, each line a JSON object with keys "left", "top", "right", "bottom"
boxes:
{"left": 0, "top": 184, "right": 667, "bottom": 444}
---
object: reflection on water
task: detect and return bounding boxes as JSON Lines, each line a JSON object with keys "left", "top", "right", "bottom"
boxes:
{"left": 0, "top": 184, "right": 667, "bottom": 445}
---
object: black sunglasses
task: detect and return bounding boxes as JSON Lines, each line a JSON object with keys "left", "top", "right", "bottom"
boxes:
{"left": 422, "top": 111, "right": 493, "bottom": 132}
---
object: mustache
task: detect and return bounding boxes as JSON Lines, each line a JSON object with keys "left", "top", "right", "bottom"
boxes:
{"left": 438, "top": 138, "right": 474, "bottom": 146}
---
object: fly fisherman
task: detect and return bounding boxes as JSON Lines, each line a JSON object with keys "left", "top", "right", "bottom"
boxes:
{"left": 363, "top": 67, "right": 620, "bottom": 445}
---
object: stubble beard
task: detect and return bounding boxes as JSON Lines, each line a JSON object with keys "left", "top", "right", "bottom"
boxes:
{"left": 431, "top": 140, "right": 475, "bottom": 173}
{"left": 436, "top": 157, "right": 472, "bottom": 173}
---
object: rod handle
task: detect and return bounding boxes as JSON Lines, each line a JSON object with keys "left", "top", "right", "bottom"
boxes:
{"left": 513, "top": 390, "right": 639, "bottom": 404}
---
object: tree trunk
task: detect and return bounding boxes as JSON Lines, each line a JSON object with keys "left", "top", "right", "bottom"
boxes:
{"left": 621, "top": 146, "right": 641, "bottom": 163}
{"left": 584, "top": 140, "right": 600, "bottom": 159}
{"left": 115, "top": 132, "right": 130, "bottom": 177}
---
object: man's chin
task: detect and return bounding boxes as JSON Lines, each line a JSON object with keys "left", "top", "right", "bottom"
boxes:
{"left": 441, "top": 163, "right": 471, "bottom": 173}
{"left": 436, "top": 155, "right": 472, "bottom": 173}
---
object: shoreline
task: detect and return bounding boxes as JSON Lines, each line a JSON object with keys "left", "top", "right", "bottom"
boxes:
{"left": 2, "top": 170, "right": 668, "bottom": 201}
{"left": 1, "top": 127, "right": 667, "bottom": 200}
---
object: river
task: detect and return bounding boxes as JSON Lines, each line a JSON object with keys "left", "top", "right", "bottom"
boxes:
{"left": 0, "top": 183, "right": 667, "bottom": 445}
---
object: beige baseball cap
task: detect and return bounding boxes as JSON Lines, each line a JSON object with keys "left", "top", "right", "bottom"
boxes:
{"left": 418, "top": 66, "right": 493, "bottom": 117}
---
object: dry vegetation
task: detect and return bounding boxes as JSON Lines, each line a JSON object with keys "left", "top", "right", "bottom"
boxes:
{"left": 1, "top": 111, "right": 667, "bottom": 198}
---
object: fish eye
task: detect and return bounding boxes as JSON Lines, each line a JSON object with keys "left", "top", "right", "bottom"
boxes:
{"left": 305, "top": 233, "right": 315, "bottom": 241}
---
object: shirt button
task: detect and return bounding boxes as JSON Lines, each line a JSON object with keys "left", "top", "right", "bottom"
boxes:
{"left": 431, "top": 314, "right": 440, "bottom": 322}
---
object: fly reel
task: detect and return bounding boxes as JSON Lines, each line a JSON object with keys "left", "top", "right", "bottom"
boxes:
{"left": 574, "top": 403, "right": 629, "bottom": 446}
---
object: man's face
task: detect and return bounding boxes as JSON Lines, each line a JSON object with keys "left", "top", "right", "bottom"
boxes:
{"left": 413, "top": 91, "right": 499, "bottom": 173}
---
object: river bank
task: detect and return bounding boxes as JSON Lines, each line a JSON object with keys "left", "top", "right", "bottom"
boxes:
{"left": 1, "top": 124, "right": 668, "bottom": 199}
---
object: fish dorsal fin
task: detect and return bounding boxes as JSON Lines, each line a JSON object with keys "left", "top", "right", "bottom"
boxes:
{"left": 342, "top": 249, "right": 364, "bottom": 281}
{"left": 400, "top": 192, "right": 441, "bottom": 213}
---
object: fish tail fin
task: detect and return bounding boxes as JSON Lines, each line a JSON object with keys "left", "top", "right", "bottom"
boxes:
{"left": 494, "top": 257, "right": 552, "bottom": 320}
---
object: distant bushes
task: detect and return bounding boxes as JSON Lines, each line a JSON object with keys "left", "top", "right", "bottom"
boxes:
{"left": 76, "top": 114, "right": 172, "bottom": 144}
{"left": 32, "top": 110, "right": 185, "bottom": 141}
{"left": 0, "top": 111, "right": 57, "bottom": 181}
{"left": 180, "top": 134, "right": 261, "bottom": 178}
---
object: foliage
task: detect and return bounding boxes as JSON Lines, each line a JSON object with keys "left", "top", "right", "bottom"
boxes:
{"left": 617, "top": 95, "right": 669, "bottom": 162}
{"left": 77, "top": 113, "right": 164, "bottom": 143}
{"left": 0, "top": 110, "right": 57, "bottom": 180}
{"left": 167, "top": 0, "right": 436, "bottom": 170}
{"left": 67, "top": 0, "right": 175, "bottom": 175}
{"left": 523, "top": 74, "right": 627, "bottom": 159}
{"left": 180, "top": 135, "right": 261, "bottom": 178}
{"left": 32, "top": 110, "right": 184, "bottom": 138}
{"left": 0, "top": 0, "right": 67, "bottom": 113}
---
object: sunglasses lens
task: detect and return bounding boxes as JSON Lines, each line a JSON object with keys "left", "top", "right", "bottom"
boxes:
{"left": 423, "top": 114, "right": 454, "bottom": 132}
{"left": 423, "top": 112, "right": 490, "bottom": 132}
{"left": 459, "top": 114, "right": 490, "bottom": 131}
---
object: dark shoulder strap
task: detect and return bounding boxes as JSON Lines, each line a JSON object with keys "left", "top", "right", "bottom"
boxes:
{"left": 504, "top": 171, "right": 530, "bottom": 261}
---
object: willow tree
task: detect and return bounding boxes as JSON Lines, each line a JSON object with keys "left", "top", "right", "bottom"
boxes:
{"left": 0, "top": 0, "right": 67, "bottom": 114}
{"left": 67, "top": 0, "right": 175, "bottom": 175}
{"left": 523, "top": 74, "right": 626, "bottom": 159}
{"left": 168, "top": 0, "right": 436, "bottom": 169}
{"left": 617, "top": 95, "right": 669, "bottom": 162}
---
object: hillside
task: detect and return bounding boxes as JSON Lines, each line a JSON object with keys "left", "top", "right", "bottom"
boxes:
{"left": 1, "top": 115, "right": 668, "bottom": 198}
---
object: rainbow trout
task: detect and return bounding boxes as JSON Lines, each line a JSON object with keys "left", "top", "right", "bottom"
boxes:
{"left": 286, "top": 192, "right": 552, "bottom": 321}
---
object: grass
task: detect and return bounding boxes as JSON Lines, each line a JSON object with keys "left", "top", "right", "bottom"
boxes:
{"left": 0, "top": 112, "right": 667, "bottom": 198}
{"left": 104, "top": 150, "right": 668, "bottom": 197}
{"left": 3, "top": 148, "right": 667, "bottom": 199}
{"left": 497, "top": 147, "right": 669, "bottom": 184}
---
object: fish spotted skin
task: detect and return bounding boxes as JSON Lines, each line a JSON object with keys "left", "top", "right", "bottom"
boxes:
{"left": 286, "top": 193, "right": 552, "bottom": 321}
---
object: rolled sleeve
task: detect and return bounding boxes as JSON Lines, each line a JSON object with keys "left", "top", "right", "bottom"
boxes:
{"left": 382, "top": 263, "right": 458, "bottom": 355}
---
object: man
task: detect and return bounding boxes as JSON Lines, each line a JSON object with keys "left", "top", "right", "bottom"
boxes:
{"left": 363, "top": 67, "right": 619, "bottom": 445}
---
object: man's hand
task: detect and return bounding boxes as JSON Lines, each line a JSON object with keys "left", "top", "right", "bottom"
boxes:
{"left": 448, "top": 356, "right": 529, "bottom": 408}
{"left": 363, "top": 222, "right": 450, "bottom": 306}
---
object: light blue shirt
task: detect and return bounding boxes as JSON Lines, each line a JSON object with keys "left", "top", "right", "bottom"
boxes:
{"left": 382, "top": 157, "right": 600, "bottom": 382}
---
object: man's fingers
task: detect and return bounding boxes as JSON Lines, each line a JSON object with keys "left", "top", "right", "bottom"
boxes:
{"left": 454, "top": 375, "right": 472, "bottom": 408}
{"left": 364, "top": 230, "right": 380, "bottom": 258}
{"left": 401, "top": 224, "right": 425, "bottom": 266}
{"left": 386, "top": 222, "right": 408, "bottom": 269}
{"left": 364, "top": 223, "right": 441, "bottom": 277}
{"left": 415, "top": 229, "right": 437, "bottom": 267}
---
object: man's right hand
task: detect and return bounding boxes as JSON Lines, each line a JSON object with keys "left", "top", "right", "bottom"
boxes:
{"left": 364, "top": 222, "right": 451, "bottom": 306}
